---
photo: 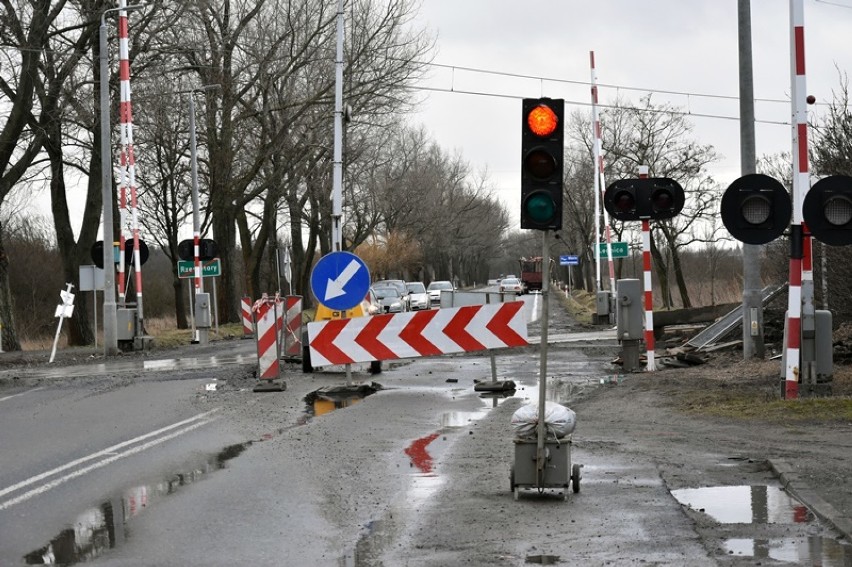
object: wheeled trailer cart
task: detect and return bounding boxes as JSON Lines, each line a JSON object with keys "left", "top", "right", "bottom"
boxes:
{"left": 510, "top": 438, "right": 580, "bottom": 501}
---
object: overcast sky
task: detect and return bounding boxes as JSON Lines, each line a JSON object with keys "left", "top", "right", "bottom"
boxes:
{"left": 407, "top": 0, "right": 852, "bottom": 225}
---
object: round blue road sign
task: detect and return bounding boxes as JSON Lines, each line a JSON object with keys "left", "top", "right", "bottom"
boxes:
{"left": 309, "top": 251, "right": 371, "bottom": 312}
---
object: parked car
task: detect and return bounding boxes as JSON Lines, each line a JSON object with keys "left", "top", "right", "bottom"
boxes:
{"left": 499, "top": 277, "right": 524, "bottom": 295}
{"left": 372, "top": 286, "right": 406, "bottom": 313}
{"left": 405, "top": 281, "right": 431, "bottom": 310}
{"left": 373, "top": 279, "right": 409, "bottom": 310}
{"left": 426, "top": 280, "right": 454, "bottom": 306}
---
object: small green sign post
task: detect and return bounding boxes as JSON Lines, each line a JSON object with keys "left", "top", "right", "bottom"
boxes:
{"left": 596, "top": 241, "right": 629, "bottom": 259}
{"left": 177, "top": 258, "right": 221, "bottom": 279}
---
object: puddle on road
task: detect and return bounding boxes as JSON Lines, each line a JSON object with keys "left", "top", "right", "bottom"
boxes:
{"left": 671, "top": 484, "right": 813, "bottom": 524}
{"left": 23, "top": 442, "right": 250, "bottom": 566}
{"left": 302, "top": 383, "right": 380, "bottom": 419}
{"left": 724, "top": 535, "right": 852, "bottom": 565}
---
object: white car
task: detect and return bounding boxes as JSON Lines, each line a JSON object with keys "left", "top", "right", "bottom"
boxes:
{"left": 406, "top": 281, "right": 431, "bottom": 310}
{"left": 499, "top": 277, "right": 524, "bottom": 295}
{"left": 426, "top": 280, "right": 454, "bottom": 306}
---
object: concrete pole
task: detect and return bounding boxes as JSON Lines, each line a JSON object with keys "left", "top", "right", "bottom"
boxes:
{"left": 99, "top": 10, "right": 122, "bottom": 357}
{"left": 738, "top": 0, "right": 765, "bottom": 359}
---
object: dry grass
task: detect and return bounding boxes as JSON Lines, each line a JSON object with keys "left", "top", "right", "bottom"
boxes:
{"left": 20, "top": 317, "right": 245, "bottom": 351}
{"left": 673, "top": 356, "right": 852, "bottom": 422}
{"left": 558, "top": 290, "right": 596, "bottom": 325}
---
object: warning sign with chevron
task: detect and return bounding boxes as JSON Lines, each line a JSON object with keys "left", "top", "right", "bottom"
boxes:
{"left": 306, "top": 302, "right": 528, "bottom": 367}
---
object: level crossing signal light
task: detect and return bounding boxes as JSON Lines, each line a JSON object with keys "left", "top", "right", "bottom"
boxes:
{"left": 178, "top": 238, "right": 218, "bottom": 261}
{"left": 91, "top": 239, "right": 149, "bottom": 268}
{"left": 720, "top": 174, "right": 792, "bottom": 245}
{"left": 603, "top": 177, "right": 685, "bottom": 221}
{"left": 521, "top": 98, "right": 564, "bottom": 230}
{"left": 803, "top": 175, "right": 852, "bottom": 246}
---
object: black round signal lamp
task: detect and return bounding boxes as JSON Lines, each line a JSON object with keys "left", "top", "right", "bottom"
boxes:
{"left": 720, "top": 174, "right": 791, "bottom": 245}
{"left": 741, "top": 195, "right": 772, "bottom": 225}
{"left": 524, "top": 149, "right": 557, "bottom": 180}
{"left": 824, "top": 195, "right": 852, "bottom": 226}
{"left": 651, "top": 188, "right": 674, "bottom": 213}
{"left": 803, "top": 175, "right": 852, "bottom": 246}
{"left": 614, "top": 190, "right": 635, "bottom": 214}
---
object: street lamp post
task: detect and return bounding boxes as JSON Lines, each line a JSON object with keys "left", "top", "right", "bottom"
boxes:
{"left": 99, "top": 4, "right": 146, "bottom": 356}
{"left": 188, "top": 85, "right": 219, "bottom": 346}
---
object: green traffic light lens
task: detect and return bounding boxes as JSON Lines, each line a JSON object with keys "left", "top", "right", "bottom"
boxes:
{"left": 524, "top": 192, "right": 556, "bottom": 223}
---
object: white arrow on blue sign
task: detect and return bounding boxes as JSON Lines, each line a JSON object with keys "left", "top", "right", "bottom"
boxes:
{"left": 310, "top": 251, "right": 371, "bottom": 311}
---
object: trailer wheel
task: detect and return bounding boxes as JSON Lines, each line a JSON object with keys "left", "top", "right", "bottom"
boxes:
{"left": 571, "top": 463, "right": 581, "bottom": 493}
{"left": 509, "top": 466, "right": 515, "bottom": 493}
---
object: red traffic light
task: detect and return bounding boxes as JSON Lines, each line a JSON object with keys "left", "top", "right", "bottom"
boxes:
{"left": 526, "top": 104, "right": 559, "bottom": 137}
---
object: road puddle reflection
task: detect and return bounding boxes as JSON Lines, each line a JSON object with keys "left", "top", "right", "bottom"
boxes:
{"left": 23, "top": 442, "right": 250, "bottom": 566}
{"left": 671, "top": 484, "right": 813, "bottom": 524}
{"left": 724, "top": 535, "right": 852, "bottom": 565}
{"left": 302, "top": 383, "right": 380, "bottom": 418}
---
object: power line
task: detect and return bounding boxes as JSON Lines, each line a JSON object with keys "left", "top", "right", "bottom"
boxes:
{"left": 412, "top": 85, "right": 791, "bottom": 127}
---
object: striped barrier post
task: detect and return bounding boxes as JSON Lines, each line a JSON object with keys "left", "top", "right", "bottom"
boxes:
{"left": 253, "top": 295, "right": 280, "bottom": 380}
{"left": 283, "top": 295, "right": 303, "bottom": 358}
{"left": 638, "top": 166, "right": 656, "bottom": 372}
{"left": 241, "top": 296, "right": 253, "bottom": 337}
{"left": 784, "top": 0, "right": 810, "bottom": 400}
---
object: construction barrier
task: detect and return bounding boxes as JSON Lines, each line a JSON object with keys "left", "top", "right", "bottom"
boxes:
{"left": 241, "top": 296, "right": 253, "bottom": 337}
{"left": 282, "top": 295, "right": 303, "bottom": 358}
{"left": 253, "top": 295, "right": 280, "bottom": 380}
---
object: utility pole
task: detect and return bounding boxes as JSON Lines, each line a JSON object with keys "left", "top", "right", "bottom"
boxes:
{"left": 738, "top": 0, "right": 765, "bottom": 359}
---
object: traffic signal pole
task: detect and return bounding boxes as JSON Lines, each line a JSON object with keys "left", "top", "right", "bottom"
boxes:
{"left": 637, "top": 166, "right": 656, "bottom": 372}
{"left": 535, "top": 230, "right": 551, "bottom": 482}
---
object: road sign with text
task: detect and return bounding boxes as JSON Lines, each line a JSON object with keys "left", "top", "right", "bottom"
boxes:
{"left": 178, "top": 258, "right": 221, "bottom": 279}
{"left": 596, "top": 241, "right": 629, "bottom": 259}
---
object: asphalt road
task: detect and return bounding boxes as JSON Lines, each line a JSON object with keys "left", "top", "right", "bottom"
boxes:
{"left": 1, "top": 294, "right": 846, "bottom": 566}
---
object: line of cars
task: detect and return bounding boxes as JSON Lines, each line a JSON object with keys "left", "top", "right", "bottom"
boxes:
{"left": 369, "top": 279, "right": 456, "bottom": 313}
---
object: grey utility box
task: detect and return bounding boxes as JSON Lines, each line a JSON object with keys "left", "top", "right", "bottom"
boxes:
{"left": 616, "top": 279, "right": 643, "bottom": 341}
{"left": 116, "top": 308, "right": 137, "bottom": 341}
{"left": 194, "top": 293, "right": 212, "bottom": 327}
{"left": 595, "top": 291, "right": 610, "bottom": 316}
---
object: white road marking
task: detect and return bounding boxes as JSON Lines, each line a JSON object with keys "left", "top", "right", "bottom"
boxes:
{"left": 0, "top": 409, "right": 220, "bottom": 508}
{"left": 0, "top": 387, "right": 44, "bottom": 402}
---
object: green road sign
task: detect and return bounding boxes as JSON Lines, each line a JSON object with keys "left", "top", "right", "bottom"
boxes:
{"left": 596, "top": 241, "right": 629, "bottom": 259}
{"left": 178, "top": 258, "right": 221, "bottom": 279}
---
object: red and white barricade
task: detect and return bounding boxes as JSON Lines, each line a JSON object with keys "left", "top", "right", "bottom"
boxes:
{"left": 241, "top": 296, "right": 253, "bottom": 338}
{"left": 281, "top": 295, "right": 303, "bottom": 358}
{"left": 253, "top": 294, "right": 280, "bottom": 380}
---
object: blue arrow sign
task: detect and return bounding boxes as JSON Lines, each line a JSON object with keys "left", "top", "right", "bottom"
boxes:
{"left": 560, "top": 255, "right": 579, "bottom": 266}
{"left": 310, "top": 251, "right": 371, "bottom": 311}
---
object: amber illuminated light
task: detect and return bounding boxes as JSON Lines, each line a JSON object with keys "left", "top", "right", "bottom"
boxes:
{"left": 527, "top": 104, "right": 559, "bottom": 137}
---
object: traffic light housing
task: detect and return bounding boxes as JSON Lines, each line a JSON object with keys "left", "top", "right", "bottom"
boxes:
{"left": 178, "top": 238, "right": 218, "bottom": 261}
{"left": 521, "top": 98, "right": 564, "bottom": 230}
{"left": 720, "top": 174, "right": 791, "bottom": 245}
{"left": 603, "top": 177, "right": 685, "bottom": 221}
{"left": 803, "top": 175, "right": 852, "bottom": 246}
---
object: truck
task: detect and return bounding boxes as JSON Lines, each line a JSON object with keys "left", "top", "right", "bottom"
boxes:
{"left": 519, "top": 256, "right": 552, "bottom": 293}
